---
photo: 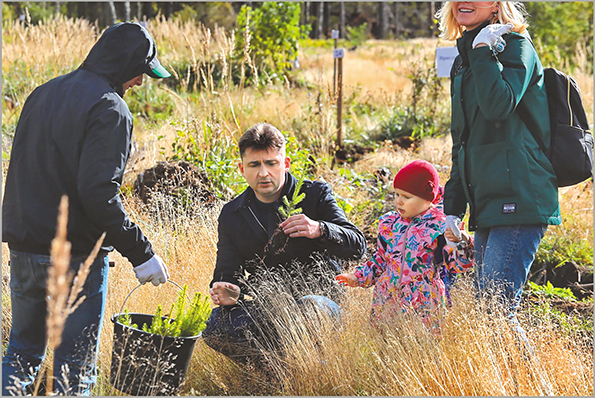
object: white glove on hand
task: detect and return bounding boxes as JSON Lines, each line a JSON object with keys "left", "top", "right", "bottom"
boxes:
{"left": 472, "top": 23, "right": 514, "bottom": 51}
{"left": 445, "top": 215, "right": 462, "bottom": 249}
{"left": 134, "top": 254, "right": 170, "bottom": 286}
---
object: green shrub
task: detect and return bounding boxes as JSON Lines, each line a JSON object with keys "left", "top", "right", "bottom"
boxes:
{"left": 285, "top": 135, "right": 317, "bottom": 180}
{"left": 535, "top": 233, "right": 593, "bottom": 269}
{"left": 125, "top": 80, "right": 174, "bottom": 121}
{"left": 9, "top": 3, "right": 63, "bottom": 25}
{"left": 167, "top": 120, "right": 244, "bottom": 200}
{"left": 525, "top": 298, "right": 593, "bottom": 344}
{"left": 235, "top": 2, "right": 310, "bottom": 84}
{"left": 372, "top": 58, "right": 449, "bottom": 143}
{"left": 346, "top": 23, "right": 369, "bottom": 48}
{"left": 334, "top": 167, "right": 389, "bottom": 225}
{"left": 527, "top": 281, "right": 577, "bottom": 301}
{"left": 525, "top": 2, "right": 593, "bottom": 71}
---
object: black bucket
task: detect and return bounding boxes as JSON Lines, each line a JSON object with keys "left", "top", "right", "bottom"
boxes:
{"left": 110, "top": 313, "right": 200, "bottom": 396}
{"left": 109, "top": 282, "right": 201, "bottom": 396}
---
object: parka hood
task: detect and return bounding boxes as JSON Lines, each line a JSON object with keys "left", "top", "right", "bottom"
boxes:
{"left": 80, "top": 22, "right": 170, "bottom": 96}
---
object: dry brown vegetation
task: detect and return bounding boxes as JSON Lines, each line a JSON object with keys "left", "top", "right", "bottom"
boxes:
{"left": 2, "top": 15, "right": 593, "bottom": 396}
{"left": 84, "top": 192, "right": 591, "bottom": 396}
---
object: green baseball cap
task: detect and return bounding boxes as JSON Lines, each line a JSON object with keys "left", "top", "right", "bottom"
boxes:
{"left": 146, "top": 55, "right": 171, "bottom": 79}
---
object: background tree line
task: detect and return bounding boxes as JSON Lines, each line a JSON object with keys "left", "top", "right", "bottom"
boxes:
{"left": 3, "top": 2, "right": 438, "bottom": 38}
{"left": 2, "top": 1, "right": 593, "bottom": 69}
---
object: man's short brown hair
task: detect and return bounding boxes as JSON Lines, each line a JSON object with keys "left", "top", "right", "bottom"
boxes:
{"left": 238, "top": 123, "right": 286, "bottom": 158}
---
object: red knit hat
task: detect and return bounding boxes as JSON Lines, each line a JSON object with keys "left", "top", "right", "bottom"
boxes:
{"left": 393, "top": 159, "right": 440, "bottom": 202}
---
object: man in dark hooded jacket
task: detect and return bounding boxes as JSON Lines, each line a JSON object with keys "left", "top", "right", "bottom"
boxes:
{"left": 2, "top": 22, "right": 170, "bottom": 395}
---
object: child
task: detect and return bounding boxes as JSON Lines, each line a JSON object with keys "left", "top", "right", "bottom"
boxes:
{"left": 336, "top": 159, "right": 473, "bottom": 328}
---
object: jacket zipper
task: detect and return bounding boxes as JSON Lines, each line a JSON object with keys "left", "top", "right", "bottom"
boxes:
{"left": 248, "top": 206, "right": 268, "bottom": 234}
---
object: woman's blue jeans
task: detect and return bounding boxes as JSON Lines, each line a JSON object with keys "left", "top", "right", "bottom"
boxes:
{"left": 2, "top": 250, "right": 109, "bottom": 396}
{"left": 473, "top": 224, "right": 547, "bottom": 314}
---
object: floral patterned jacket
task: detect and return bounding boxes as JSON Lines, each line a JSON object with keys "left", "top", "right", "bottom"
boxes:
{"left": 354, "top": 191, "right": 473, "bottom": 320}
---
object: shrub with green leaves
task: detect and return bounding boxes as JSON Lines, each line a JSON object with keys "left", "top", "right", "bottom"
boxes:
{"left": 166, "top": 120, "right": 245, "bottom": 200}
{"left": 527, "top": 281, "right": 577, "bottom": 301}
{"left": 235, "top": 2, "right": 310, "bottom": 83}
{"left": 525, "top": 2, "right": 593, "bottom": 71}
{"left": 534, "top": 232, "right": 593, "bottom": 269}
{"left": 373, "top": 58, "right": 449, "bottom": 142}
{"left": 346, "top": 23, "right": 369, "bottom": 48}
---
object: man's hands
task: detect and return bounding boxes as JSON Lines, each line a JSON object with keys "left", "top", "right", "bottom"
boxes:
{"left": 472, "top": 23, "right": 513, "bottom": 51}
{"left": 335, "top": 273, "right": 358, "bottom": 287}
{"left": 280, "top": 214, "right": 323, "bottom": 239}
{"left": 134, "top": 254, "right": 170, "bottom": 286}
{"left": 210, "top": 281, "right": 241, "bottom": 306}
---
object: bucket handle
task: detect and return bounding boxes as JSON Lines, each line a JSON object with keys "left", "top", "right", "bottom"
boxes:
{"left": 118, "top": 280, "right": 189, "bottom": 315}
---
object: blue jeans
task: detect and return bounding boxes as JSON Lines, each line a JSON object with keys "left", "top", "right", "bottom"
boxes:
{"left": 473, "top": 224, "right": 547, "bottom": 314}
{"left": 202, "top": 295, "right": 340, "bottom": 367}
{"left": 2, "top": 250, "right": 109, "bottom": 396}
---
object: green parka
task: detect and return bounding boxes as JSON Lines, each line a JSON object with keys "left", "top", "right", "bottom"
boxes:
{"left": 444, "top": 22, "right": 561, "bottom": 231}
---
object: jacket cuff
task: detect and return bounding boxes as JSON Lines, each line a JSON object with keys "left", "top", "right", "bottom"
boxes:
{"left": 322, "top": 222, "right": 345, "bottom": 246}
{"left": 128, "top": 244, "right": 155, "bottom": 267}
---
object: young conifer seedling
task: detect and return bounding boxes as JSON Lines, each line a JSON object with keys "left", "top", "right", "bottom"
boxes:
{"left": 278, "top": 175, "right": 306, "bottom": 220}
{"left": 119, "top": 284, "right": 212, "bottom": 338}
{"left": 266, "top": 171, "right": 307, "bottom": 255}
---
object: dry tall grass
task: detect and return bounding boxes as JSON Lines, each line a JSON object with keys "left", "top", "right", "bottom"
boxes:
{"left": 2, "top": 14, "right": 593, "bottom": 396}
{"left": 259, "top": 279, "right": 592, "bottom": 396}
{"left": 87, "top": 188, "right": 592, "bottom": 396}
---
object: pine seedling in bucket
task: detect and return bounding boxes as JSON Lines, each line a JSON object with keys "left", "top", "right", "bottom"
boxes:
{"left": 148, "top": 285, "right": 211, "bottom": 337}
{"left": 117, "top": 284, "right": 211, "bottom": 337}
{"left": 111, "top": 284, "right": 212, "bottom": 395}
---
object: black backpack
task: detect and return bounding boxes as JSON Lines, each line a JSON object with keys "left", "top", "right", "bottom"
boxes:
{"left": 521, "top": 68, "right": 593, "bottom": 187}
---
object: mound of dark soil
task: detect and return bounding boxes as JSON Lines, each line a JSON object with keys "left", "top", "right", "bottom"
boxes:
{"left": 335, "top": 144, "right": 374, "bottom": 164}
{"left": 529, "top": 260, "right": 593, "bottom": 300}
{"left": 133, "top": 161, "right": 217, "bottom": 207}
{"left": 393, "top": 136, "right": 421, "bottom": 151}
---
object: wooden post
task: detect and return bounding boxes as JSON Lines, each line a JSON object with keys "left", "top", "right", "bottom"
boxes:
{"left": 340, "top": 2, "right": 346, "bottom": 39}
{"left": 331, "top": 46, "right": 344, "bottom": 169}
{"left": 337, "top": 53, "right": 343, "bottom": 149}
{"left": 332, "top": 29, "right": 339, "bottom": 94}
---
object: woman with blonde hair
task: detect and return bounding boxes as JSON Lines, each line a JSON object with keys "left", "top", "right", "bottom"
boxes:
{"left": 436, "top": 1, "right": 560, "bottom": 347}
{"left": 437, "top": 1, "right": 528, "bottom": 41}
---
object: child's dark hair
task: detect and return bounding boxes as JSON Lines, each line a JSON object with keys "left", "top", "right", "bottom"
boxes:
{"left": 238, "top": 123, "right": 286, "bottom": 158}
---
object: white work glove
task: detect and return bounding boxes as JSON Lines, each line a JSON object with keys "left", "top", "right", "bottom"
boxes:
{"left": 134, "top": 254, "right": 170, "bottom": 286}
{"left": 472, "top": 23, "right": 514, "bottom": 52}
{"left": 445, "top": 215, "right": 463, "bottom": 249}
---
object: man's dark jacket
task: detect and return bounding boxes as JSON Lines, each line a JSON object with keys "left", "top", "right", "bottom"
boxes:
{"left": 212, "top": 172, "right": 366, "bottom": 298}
{"left": 2, "top": 23, "right": 158, "bottom": 265}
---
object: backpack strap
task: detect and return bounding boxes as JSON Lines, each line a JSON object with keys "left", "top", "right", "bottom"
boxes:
{"left": 516, "top": 36, "right": 550, "bottom": 156}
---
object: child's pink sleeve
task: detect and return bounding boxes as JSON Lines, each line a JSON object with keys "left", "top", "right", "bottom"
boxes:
{"left": 353, "top": 233, "right": 388, "bottom": 288}
{"left": 443, "top": 235, "right": 474, "bottom": 274}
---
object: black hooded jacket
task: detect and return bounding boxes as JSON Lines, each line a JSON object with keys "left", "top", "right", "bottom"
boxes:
{"left": 212, "top": 172, "right": 367, "bottom": 300}
{"left": 2, "top": 23, "right": 161, "bottom": 266}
